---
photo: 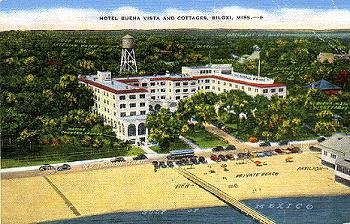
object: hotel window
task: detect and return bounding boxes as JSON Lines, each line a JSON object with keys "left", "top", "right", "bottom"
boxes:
{"left": 140, "top": 102, "right": 145, "bottom": 107}
{"left": 271, "top": 89, "right": 276, "bottom": 93}
{"left": 151, "top": 96, "right": 156, "bottom": 100}
{"left": 175, "top": 89, "right": 181, "bottom": 93}
{"left": 176, "top": 96, "right": 181, "bottom": 100}
{"left": 114, "top": 112, "right": 116, "bottom": 116}
{"left": 183, "top": 89, "right": 188, "bottom": 92}
{"left": 120, "top": 104, "right": 126, "bottom": 109}
{"left": 218, "top": 88, "right": 221, "bottom": 91}
{"left": 150, "top": 82, "right": 156, "bottom": 86}
{"left": 223, "top": 82, "right": 226, "bottom": 86}
{"left": 191, "top": 88, "right": 196, "bottom": 92}
{"left": 130, "top": 103, "right": 136, "bottom": 108}
{"left": 255, "top": 89, "right": 259, "bottom": 93}
{"left": 205, "top": 86, "right": 210, "bottom": 90}
{"left": 113, "top": 95, "right": 115, "bottom": 100}
{"left": 279, "top": 96, "right": 284, "bottom": 99}
{"left": 151, "top": 89, "right": 155, "bottom": 93}
{"left": 229, "top": 83, "right": 232, "bottom": 87}
{"left": 129, "top": 95, "right": 136, "bottom": 99}
{"left": 103, "top": 99, "right": 106, "bottom": 103}
{"left": 212, "top": 80, "right": 215, "bottom": 83}
{"left": 161, "top": 96, "right": 166, "bottom": 99}
{"left": 106, "top": 93, "right": 109, "bottom": 97}
{"left": 120, "top": 112, "right": 126, "bottom": 117}
{"left": 160, "top": 82, "right": 166, "bottom": 85}
{"left": 205, "top": 79, "right": 210, "bottom": 83}
{"left": 119, "top": 95, "right": 126, "bottom": 100}
{"left": 235, "top": 85, "right": 238, "bottom": 88}
{"left": 140, "top": 111, "right": 146, "bottom": 115}
{"left": 331, "top": 154, "right": 336, "bottom": 159}
{"left": 142, "top": 83, "right": 147, "bottom": 87}
{"left": 140, "top": 94, "right": 145, "bottom": 99}
{"left": 279, "top": 88, "right": 284, "bottom": 92}
{"left": 161, "top": 89, "right": 166, "bottom": 92}
{"left": 176, "top": 82, "right": 180, "bottom": 86}
{"left": 248, "top": 87, "right": 251, "bottom": 91}
{"left": 241, "top": 86, "right": 244, "bottom": 90}
{"left": 212, "top": 86, "right": 215, "bottom": 90}
{"left": 263, "top": 89, "right": 268, "bottom": 93}
{"left": 113, "top": 103, "right": 115, "bottom": 108}
{"left": 183, "top": 82, "right": 188, "bottom": 86}
{"left": 191, "top": 82, "right": 196, "bottom": 85}
{"left": 323, "top": 151, "right": 328, "bottom": 156}
{"left": 130, "top": 111, "right": 136, "bottom": 116}
{"left": 218, "top": 81, "right": 221, "bottom": 84}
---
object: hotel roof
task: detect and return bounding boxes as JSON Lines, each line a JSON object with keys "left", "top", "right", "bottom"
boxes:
{"left": 79, "top": 75, "right": 148, "bottom": 94}
{"left": 320, "top": 133, "right": 350, "bottom": 154}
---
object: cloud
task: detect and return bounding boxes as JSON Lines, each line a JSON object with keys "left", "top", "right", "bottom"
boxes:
{"left": 0, "top": 6, "right": 349, "bottom": 31}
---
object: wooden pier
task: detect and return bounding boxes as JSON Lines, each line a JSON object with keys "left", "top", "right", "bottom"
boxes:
{"left": 177, "top": 168, "right": 275, "bottom": 224}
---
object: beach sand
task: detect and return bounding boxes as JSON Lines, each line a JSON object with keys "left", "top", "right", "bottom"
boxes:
{"left": 1, "top": 152, "right": 349, "bottom": 223}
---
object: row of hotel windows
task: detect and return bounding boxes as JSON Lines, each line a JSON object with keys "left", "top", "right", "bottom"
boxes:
{"left": 133, "top": 81, "right": 197, "bottom": 87}
{"left": 96, "top": 110, "right": 146, "bottom": 117}
{"left": 96, "top": 102, "right": 146, "bottom": 110}
{"left": 323, "top": 151, "right": 337, "bottom": 159}
{"left": 120, "top": 111, "right": 146, "bottom": 117}
{"left": 336, "top": 165, "right": 350, "bottom": 175}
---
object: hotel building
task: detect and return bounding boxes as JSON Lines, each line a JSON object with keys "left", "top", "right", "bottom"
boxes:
{"left": 79, "top": 64, "right": 287, "bottom": 145}
{"left": 320, "top": 133, "right": 350, "bottom": 186}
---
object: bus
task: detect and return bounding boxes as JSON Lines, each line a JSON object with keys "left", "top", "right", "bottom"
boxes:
{"left": 168, "top": 149, "right": 195, "bottom": 159}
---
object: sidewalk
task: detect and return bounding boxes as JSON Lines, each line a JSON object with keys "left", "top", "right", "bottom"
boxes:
{"left": 140, "top": 145, "right": 157, "bottom": 154}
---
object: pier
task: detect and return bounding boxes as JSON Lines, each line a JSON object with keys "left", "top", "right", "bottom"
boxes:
{"left": 177, "top": 168, "right": 275, "bottom": 224}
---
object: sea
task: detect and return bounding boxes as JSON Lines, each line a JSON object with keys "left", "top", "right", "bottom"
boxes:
{"left": 45, "top": 195, "right": 350, "bottom": 224}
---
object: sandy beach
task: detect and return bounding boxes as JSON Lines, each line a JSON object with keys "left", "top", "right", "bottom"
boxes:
{"left": 2, "top": 152, "right": 350, "bottom": 224}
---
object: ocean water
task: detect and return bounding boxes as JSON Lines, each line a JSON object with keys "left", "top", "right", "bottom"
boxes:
{"left": 46, "top": 195, "right": 350, "bottom": 224}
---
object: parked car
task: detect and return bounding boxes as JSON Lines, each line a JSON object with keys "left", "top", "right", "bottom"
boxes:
{"left": 159, "top": 161, "right": 167, "bottom": 168}
{"left": 256, "top": 152, "right": 265, "bottom": 157}
{"left": 198, "top": 156, "right": 207, "bottom": 164}
{"left": 111, "top": 157, "right": 126, "bottom": 163}
{"left": 274, "top": 148, "right": 283, "bottom": 154}
{"left": 237, "top": 152, "right": 248, "bottom": 159}
{"left": 175, "top": 160, "right": 183, "bottom": 166}
{"left": 210, "top": 154, "right": 219, "bottom": 162}
{"left": 212, "top": 146, "right": 224, "bottom": 152}
{"left": 190, "top": 157, "right": 199, "bottom": 165}
{"left": 278, "top": 140, "right": 289, "bottom": 146}
{"left": 133, "top": 154, "right": 148, "bottom": 160}
{"left": 39, "top": 164, "right": 55, "bottom": 171}
{"left": 225, "top": 154, "right": 234, "bottom": 160}
{"left": 317, "top": 136, "right": 326, "bottom": 142}
{"left": 225, "top": 145, "right": 236, "bottom": 151}
{"left": 259, "top": 142, "right": 271, "bottom": 147}
{"left": 309, "top": 146, "right": 322, "bottom": 152}
{"left": 57, "top": 164, "right": 71, "bottom": 171}
{"left": 218, "top": 154, "right": 227, "bottom": 161}
{"left": 264, "top": 151, "right": 273, "bottom": 157}
{"left": 167, "top": 160, "right": 174, "bottom": 168}
{"left": 289, "top": 147, "right": 301, "bottom": 153}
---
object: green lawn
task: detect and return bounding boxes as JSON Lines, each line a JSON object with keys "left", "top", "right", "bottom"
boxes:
{"left": 1, "top": 144, "right": 143, "bottom": 169}
{"left": 184, "top": 126, "right": 228, "bottom": 148}
{"left": 149, "top": 139, "right": 191, "bottom": 153}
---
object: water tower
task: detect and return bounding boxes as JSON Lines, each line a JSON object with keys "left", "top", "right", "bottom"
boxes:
{"left": 120, "top": 35, "right": 138, "bottom": 73}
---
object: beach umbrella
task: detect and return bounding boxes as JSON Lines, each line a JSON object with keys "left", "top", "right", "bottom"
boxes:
{"left": 254, "top": 161, "right": 262, "bottom": 165}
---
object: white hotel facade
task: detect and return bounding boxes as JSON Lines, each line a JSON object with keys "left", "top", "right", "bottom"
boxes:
{"left": 79, "top": 64, "right": 287, "bottom": 145}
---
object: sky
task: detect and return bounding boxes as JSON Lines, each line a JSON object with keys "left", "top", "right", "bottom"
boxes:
{"left": 0, "top": 0, "right": 349, "bottom": 30}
